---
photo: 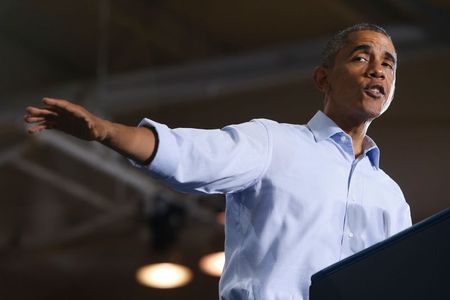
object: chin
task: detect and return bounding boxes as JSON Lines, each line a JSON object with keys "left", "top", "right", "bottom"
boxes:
{"left": 365, "top": 107, "right": 385, "bottom": 119}
{"left": 361, "top": 99, "right": 390, "bottom": 120}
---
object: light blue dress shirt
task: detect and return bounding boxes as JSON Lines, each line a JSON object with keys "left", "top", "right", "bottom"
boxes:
{"left": 132, "top": 111, "right": 411, "bottom": 300}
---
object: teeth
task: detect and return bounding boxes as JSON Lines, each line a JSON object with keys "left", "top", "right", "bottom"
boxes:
{"left": 367, "top": 85, "right": 383, "bottom": 95}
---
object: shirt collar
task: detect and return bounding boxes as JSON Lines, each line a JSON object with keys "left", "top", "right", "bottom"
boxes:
{"left": 307, "top": 111, "right": 380, "bottom": 169}
{"left": 362, "top": 135, "right": 380, "bottom": 169}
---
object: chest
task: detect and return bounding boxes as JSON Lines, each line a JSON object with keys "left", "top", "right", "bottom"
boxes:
{"left": 264, "top": 137, "right": 398, "bottom": 211}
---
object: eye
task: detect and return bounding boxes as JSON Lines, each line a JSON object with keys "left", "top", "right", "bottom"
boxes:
{"left": 382, "top": 62, "right": 394, "bottom": 70}
{"left": 353, "top": 56, "right": 368, "bottom": 62}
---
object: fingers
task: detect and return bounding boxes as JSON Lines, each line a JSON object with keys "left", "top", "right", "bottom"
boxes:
{"left": 25, "top": 97, "right": 75, "bottom": 135}
{"left": 27, "top": 124, "right": 42, "bottom": 134}
{"left": 23, "top": 116, "right": 45, "bottom": 123}
{"left": 25, "top": 106, "right": 58, "bottom": 118}
{"left": 41, "top": 97, "right": 87, "bottom": 119}
{"left": 42, "top": 97, "right": 72, "bottom": 110}
{"left": 27, "top": 123, "right": 53, "bottom": 134}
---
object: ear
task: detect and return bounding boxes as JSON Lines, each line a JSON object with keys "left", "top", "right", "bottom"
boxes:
{"left": 313, "top": 66, "right": 329, "bottom": 93}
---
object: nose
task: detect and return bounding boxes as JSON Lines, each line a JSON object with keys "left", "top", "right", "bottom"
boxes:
{"left": 367, "top": 61, "right": 385, "bottom": 79}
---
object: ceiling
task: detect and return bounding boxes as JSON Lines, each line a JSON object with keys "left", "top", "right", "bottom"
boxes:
{"left": 1, "top": 0, "right": 450, "bottom": 299}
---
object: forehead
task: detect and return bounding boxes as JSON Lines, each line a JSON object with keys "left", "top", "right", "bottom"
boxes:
{"left": 340, "top": 30, "right": 396, "bottom": 59}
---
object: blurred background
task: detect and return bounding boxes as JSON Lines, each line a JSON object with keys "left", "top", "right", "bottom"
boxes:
{"left": 1, "top": 0, "right": 450, "bottom": 299}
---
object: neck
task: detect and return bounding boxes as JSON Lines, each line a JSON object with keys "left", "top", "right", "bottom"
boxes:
{"left": 324, "top": 110, "right": 371, "bottom": 157}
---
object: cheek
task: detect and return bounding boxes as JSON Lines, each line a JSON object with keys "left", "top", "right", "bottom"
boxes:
{"left": 329, "top": 73, "right": 351, "bottom": 95}
{"left": 380, "top": 81, "right": 396, "bottom": 113}
{"left": 328, "top": 68, "right": 361, "bottom": 98}
{"left": 386, "top": 78, "right": 396, "bottom": 102}
{"left": 332, "top": 80, "right": 360, "bottom": 98}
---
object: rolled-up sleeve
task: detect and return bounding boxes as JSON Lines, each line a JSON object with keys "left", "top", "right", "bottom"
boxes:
{"left": 129, "top": 118, "right": 272, "bottom": 194}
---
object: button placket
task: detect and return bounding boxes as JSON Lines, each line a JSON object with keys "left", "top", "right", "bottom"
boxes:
{"left": 345, "top": 160, "right": 365, "bottom": 252}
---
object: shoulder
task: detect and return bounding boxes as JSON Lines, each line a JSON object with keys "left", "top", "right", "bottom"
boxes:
{"left": 224, "top": 119, "right": 315, "bottom": 152}
{"left": 374, "top": 167, "right": 405, "bottom": 199}
{"left": 250, "top": 118, "right": 313, "bottom": 138}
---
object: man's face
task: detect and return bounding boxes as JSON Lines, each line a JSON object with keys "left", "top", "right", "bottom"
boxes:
{"left": 322, "top": 30, "right": 397, "bottom": 122}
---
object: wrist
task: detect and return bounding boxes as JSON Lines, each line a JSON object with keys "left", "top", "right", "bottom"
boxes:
{"left": 97, "top": 118, "right": 115, "bottom": 144}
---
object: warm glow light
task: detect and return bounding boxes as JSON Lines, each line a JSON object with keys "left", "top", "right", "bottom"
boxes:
{"left": 199, "top": 251, "right": 225, "bottom": 277}
{"left": 136, "top": 263, "right": 193, "bottom": 289}
{"left": 217, "top": 211, "right": 225, "bottom": 225}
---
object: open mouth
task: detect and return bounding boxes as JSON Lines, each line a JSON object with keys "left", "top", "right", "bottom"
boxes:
{"left": 364, "top": 84, "right": 385, "bottom": 98}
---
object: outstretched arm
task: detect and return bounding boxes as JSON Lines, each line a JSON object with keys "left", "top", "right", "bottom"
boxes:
{"left": 25, "top": 97, "right": 156, "bottom": 164}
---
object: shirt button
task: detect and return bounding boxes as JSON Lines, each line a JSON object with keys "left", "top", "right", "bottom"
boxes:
{"left": 340, "top": 135, "right": 347, "bottom": 142}
{"left": 348, "top": 232, "right": 354, "bottom": 238}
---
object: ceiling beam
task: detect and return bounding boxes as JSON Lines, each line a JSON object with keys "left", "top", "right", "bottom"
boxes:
{"left": 11, "top": 157, "right": 114, "bottom": 210}
{"left": 2, "top": 24, "right": 448, "bottom": 120}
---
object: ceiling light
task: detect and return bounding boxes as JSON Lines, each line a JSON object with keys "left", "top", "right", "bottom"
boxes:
{"left": 136, "top": 263, "right": 193, "bottom": 289}
{"left": 199, "top": 251, "right": 225, "bottom": 277}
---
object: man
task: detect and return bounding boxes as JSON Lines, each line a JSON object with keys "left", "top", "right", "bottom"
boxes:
{"left": 25, "top": 23, "right": 411, "bottom": 300}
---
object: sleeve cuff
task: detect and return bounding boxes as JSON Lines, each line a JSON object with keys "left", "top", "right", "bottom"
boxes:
{"left": 128, "top": 118, "right": 180, "bottom": 180}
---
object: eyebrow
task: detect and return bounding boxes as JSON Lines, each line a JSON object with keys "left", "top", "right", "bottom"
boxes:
{"left": 349, "top": 44, "right": 397, "bottom": 65}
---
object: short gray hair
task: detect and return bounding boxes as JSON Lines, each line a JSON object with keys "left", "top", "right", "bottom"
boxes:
{"left": 321, "top": 23, "right": 392, "bottom": 67}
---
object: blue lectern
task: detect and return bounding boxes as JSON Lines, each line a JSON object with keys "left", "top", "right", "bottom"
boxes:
{"left": 310, "top": 208, "right": 450, "bottom": 300}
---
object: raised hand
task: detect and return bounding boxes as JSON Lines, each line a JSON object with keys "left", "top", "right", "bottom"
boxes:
{"left": 24, "top": 97, "right": 108, "bottom": 142}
